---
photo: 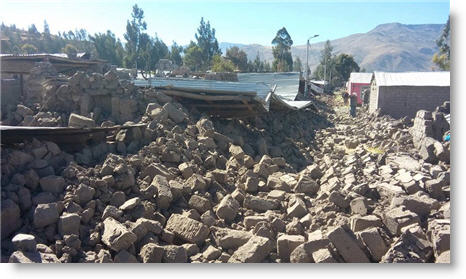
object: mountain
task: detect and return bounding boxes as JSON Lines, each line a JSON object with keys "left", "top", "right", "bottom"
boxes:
{"left": 220, "top": 23, "right": 444, "bottom": 72}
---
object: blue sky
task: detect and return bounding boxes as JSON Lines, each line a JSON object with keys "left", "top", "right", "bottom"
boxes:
{"left": 1, "top": 0, "right": 450, "bottom": 46}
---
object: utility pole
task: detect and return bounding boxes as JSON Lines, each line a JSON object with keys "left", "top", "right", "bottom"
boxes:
{"left": 305, "top": 34, "right": 319, "bottom": 96}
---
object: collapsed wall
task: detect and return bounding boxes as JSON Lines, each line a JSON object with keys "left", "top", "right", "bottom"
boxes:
{"left": 0, "top": 66, "right": 450, "bottom": 264}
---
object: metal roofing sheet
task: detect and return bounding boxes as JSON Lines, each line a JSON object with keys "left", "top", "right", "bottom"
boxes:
{"left": 134, "top": 78, "right": 271, "bottom": 99}
{"left": 349, "top": 72, "right": 372, "bottom": 84}
{"left": 374, "top": 71, "right": 450, "bottom": 87}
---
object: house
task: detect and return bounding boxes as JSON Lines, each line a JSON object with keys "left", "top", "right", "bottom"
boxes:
{"left": 369, "top": 71, "right": 450, "bottom": 119}
{"left": 347, "top": 72, "right": 373, "bottom": 105}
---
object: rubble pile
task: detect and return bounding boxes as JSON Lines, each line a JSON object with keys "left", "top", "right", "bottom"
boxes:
{"left": 1, "top": 67, "right": 450, "bottom": 263}
{"left": 4, "top": 63, "right": 161, "bottom": 127}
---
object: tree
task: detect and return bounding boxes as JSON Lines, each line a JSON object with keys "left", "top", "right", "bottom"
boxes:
{"left": 195, "top": 17, "right": 221, "bottom": 70}
{"left": 183, "top": 41, "right": 203, "bottom": 71}
{"left": 28, "top": 24, "right": 39, "bottom": 36}
{"left": 91, "top": 31, "right": 125, "bottom": 66}
{"left": 332, "top": 53, "right": 360, "bottom": 87}
{"left": 293, "top": 57, "right": 303, "bottom": 72}
{"left": 21, "top": 43, "right": 38, "bottom": 54}
{"left": 62, "top": 43, "right": 78, "bottom": 58}
{"left": 433, "top": 16, "right": 450, "bottom": 70}
{"left": 211, "top": 55, "right": 235, "bottom": 72}
{"left": 123, "top": 4, "right": 147, "bottom": 70}
{"left": 312, "top": 40, "right": 334, "bottom": 81}
{"left": 271, "top": 27, "right": 293, "bottom": 72}
{"left": 170, "top": 42, "right": 183, "bottom": 66}
{"left": 226, "top": 46, "right": 248, "bottom": 72}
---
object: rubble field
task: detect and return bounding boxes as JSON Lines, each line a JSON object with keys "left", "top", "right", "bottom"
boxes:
{"left": 1, "top": 64, "right": 450, "bottom": 263}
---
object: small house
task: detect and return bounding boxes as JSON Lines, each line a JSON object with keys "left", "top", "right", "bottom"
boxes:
{"left": 347, "top": 72, "right": 373, "bottom": 105}
{"left": 369, "top": 71, "right": 450, "bottom": 119}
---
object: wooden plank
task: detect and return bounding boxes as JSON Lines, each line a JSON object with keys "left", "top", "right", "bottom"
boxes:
{"left": 241, "top": 100, "right": 254, "bottom": 112}
{"left": 160, "top": 89, "right": 254, "bottom": 102}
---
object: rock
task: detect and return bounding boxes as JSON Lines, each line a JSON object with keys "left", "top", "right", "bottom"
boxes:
{"left": 306, "top": 164, "right": 323, "bottom": 179}
{"left": 165, "top": 214, "right": 210, "bottom": 244}
{"left": 350, "top": 215, "right": 383, "bottom": 232}
{"left": 33, "top": 203, "right": 59, "bottom": 228}
{"left": 162, "top": 245, "right": 188, "bottom": 263}
{"left": 178, "top": 162, "right": 193, "bottom": 179}
{"left": 435, "top": 251, "right": 450, "bottom": 263}
{"left": 229, "top": 144, "right": 245, "bottom": 160}
{"left": 244, "top": 176, "right": 259, "bottom": 193}
{"left": 12, "top": 234, "right": 37, "bottom": 252}
{"left": 212, "top": 227, "right": 253, "bottom": 250}
{"left": 9, "top": 250, "right": 60, "bottom": 263}
{"left": 266, "top": 175, "right": 290, "bottom": 192}
{"left": 182, "top": 244, "right": 200, "bottom": 257}
{"left": 130, "top": 218, "right": 163, "bottom": 240}
{"left": 203, "top": 245, "right": 222, "bottom": 261}
{"left": 1, "top": 199, "right": 22, "bottom": 239}
{"left": 294, "top": 176, "right": 319, "bottom": 194}
{"left": 68, "top": 113, "right": 96, "bottom": 128}
{"left": 356, "top": 228, "right": 388, "bottom": 261}
{"left": 188, "top": 195, "right": 211, "bottom": 214}
{"left": 390, "top": 193, "right": 440, "bottom": 218}
{"left": 101, "top": 217, "right": 137, "bottom": 252}
{"left": 119, "top": 197, "right": 141, "bottom": 211}
{"left": 75, "top": 184, "right": 95, "bottom": 205}
{"left": 350, "top": 197, "right": 368, "bottom": 215}
{"left": 39, "top": 175, "right": 65, "bottom": 193}
{"left": 424, "top": 178, "right": 446, "bottom": 200}
{"left": 228, "top": 236, "right": 273, "bottom": 263}
{"left": 428, "top": 219, "right": 450, "bottom": 257}
{"left": 114, "top": 250, "right": 139, "bottom": 263}
{"left": 186, "top": 174, "right": 208, "bottom": 192}
{"left": 151, "top": 175, "right": 173, "bottom": 209}
{"left": 327, "top": 225, "right": 370, "bottom": 263}
{"left": 277, "top": 234, "right": 306, "bottom": 262}
{"left": 216, "top": 194, "right": 240, "bottom": 222}
{"left": 287, "top": 197, "right": 307, "bottom": 218}
{"left": 163, "top": 103, "right": 187, "bottom": 123}
{"left": 312, "top": 248, "right": 337, "bottom": 263}
{"left": 102, "top": 205, "right": 123, "bottom": 220}
{"left": 329, "top": 191, "right": 350, "bottom": 209}
{"left": 376, "top": 183, "right": 406, "bottom": 200}
{"left": 383, "top": 206, "right": 420, "bottom": 236}
{"left": 243, "top": 194, "right": 279, "bottom": 212}
{"left": 58, "top": 213, "right": 81, "bottom": 236}
{"left": 289, "top": 243, "right": 313, "bottom": 263}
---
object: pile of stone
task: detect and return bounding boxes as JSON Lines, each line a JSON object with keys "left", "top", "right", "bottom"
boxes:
{"left": 1, "top": 72, "right": 450, "bottom": 263}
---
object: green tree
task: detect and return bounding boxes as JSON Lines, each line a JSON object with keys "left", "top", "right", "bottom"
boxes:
{"left": 312, "top": 40, "right": 334, "bottom": 81}
{"left": 332, "top": 53, "right": 360, "bottom": 87}
{"left": 170, "top": 42, "right": 183, "bottom": 66}
{"left": 195, "top": 17, "right": 221, "bottom": 70}
{"left": 226, "top": 46, "right": 248, "bottom": 72}
{"left": 62, "top": 43, "right": 78, "bottom": 58}
{"left": 91, "top": 31, "right": 125, "bottom": 66}
{"left": 293, "top": 57, "right": 303, "bottom": 72}
{"left": 21, "top": 43, "right": 38, "bottom": 54}
{"left": 123, "top": 4, "right": 147, "bottom": 70}
{"left": 183, "top": 41, "right": 203, "bottom": 71}
{"left": 271, "top": 27, "right": 293, "bottom": 72}
{"left": 433, "top": 16, "right": 450, "bottom": 70}
{"left": 211, "top": 55, "right": 235, "bottom": 72}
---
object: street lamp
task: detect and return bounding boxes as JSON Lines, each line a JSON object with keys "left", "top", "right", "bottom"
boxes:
{"left": 305, "top": 34, "right": 319, "bottom": 96}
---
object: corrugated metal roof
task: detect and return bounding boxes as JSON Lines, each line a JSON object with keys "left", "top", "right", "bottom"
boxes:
{"left": 349, "top": 72, "right": 372, "bottom": 84}
{"left": 374, "top": 71, "right": 450, "bottom": 87}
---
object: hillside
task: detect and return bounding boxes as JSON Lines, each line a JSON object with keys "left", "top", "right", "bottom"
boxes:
{"left": 221, "top": 23, "right": 444, "bottom": 72}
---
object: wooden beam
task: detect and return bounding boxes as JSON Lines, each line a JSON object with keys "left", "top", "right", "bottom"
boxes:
{"left": 160, "top": 89, "right": 254, "bottom": 102}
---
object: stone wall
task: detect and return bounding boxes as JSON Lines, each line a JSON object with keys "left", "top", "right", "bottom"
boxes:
{"left": 376, "top": 86, "right": 450, "bottom": 119}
